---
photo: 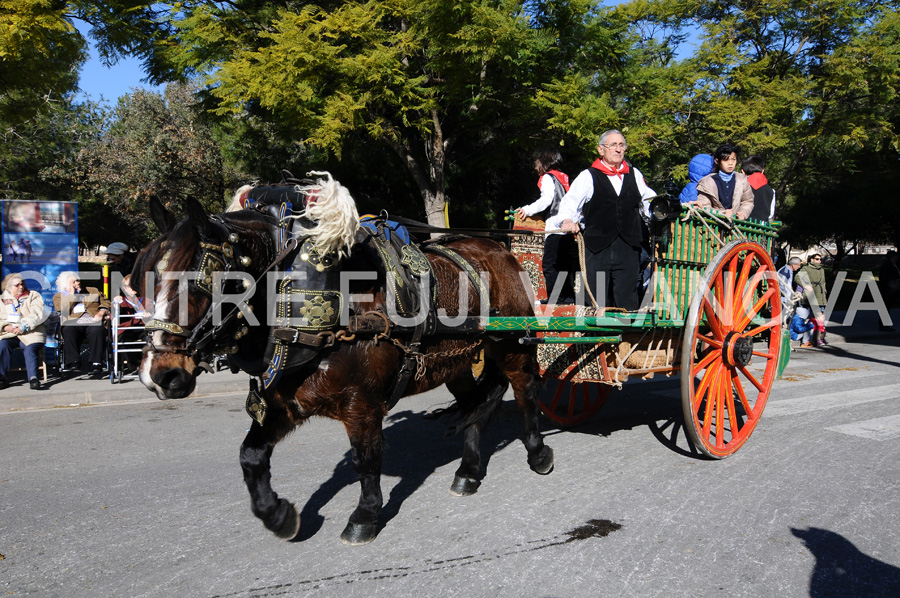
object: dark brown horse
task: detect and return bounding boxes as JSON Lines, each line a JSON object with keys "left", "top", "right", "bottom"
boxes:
{"left": 132, "top": 174, "right": 553, "bottom": 544}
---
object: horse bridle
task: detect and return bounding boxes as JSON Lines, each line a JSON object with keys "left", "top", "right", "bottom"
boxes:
{"left": 143, "top": 216, "right": 299, "bottom": 365}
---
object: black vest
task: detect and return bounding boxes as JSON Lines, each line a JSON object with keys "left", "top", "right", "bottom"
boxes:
{"left": 749, "top": 185, "right": 775, "bottom": 221}
{"left": 583, "top": 167, "right": 643, "bottom": 252}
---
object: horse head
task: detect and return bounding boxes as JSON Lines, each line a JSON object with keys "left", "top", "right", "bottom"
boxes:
{"left": 134, "top": 174, "right": 360, "bottom": 400}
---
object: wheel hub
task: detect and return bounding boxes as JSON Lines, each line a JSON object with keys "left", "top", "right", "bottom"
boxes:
{"left": 722, "top": 331, "right": 753, "bottom": 368}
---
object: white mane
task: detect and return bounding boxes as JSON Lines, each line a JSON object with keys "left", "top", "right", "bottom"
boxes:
{"left": 288, "top": 171, "right": 360, "bottom": 259}
{"left": 226, "top": 184, "right": 254, "bottom": 212}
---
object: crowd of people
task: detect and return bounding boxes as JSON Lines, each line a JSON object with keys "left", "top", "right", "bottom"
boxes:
{"left": 514, "top": 130, "right": 898, "bottom": 338}
{"left": 0, "top": 242, "right": 143, "bottom": 391}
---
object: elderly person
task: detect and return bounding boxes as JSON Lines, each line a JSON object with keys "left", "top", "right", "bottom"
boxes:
{"left": 0, "top": 274, "right": 49, "bottom": 390}
{"left": 53, "top": 271, "right": 110, "bottom": 375}
{"left": 548, "top": 129, "right": 657, "bottom": 311}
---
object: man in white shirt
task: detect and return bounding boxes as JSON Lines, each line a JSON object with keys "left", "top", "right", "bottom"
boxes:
{"left": 548, "top": 130, "right": 657, "bottom": 310}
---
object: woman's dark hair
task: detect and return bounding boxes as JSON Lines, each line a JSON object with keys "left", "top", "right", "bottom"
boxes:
{"left": 713, "top": 143, "right": 741, "bottom": 166}
{"left": 534, "top": 148, "right": 563, "bottom": 176}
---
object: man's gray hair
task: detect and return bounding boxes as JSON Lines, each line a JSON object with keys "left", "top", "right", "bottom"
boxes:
{"left": 788, "top": 257, "right": 802, "bottom": 266}
{"left": 599, "top": 129, "right": 626, "bottom": 147}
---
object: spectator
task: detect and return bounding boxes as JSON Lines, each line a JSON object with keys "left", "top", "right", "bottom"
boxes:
{"left": 778, "top": 256, "right": 803, "bottom": 305}
{"left": 877, "top": 249, "right": 899, "bottom": 332}
{"left": 742, "top": 156, "right": 776, "bottom": 222}
{"left": 515, "top": 148, "right": 575, "bottom": 304}
{"left": 695, "top": 143, "right": 755, "bottom": 219}
{"left": 53, "top": 272, "right": 110, "bottom": 376}
{"left": 791, "top": 306, "right": 816, "bottom": 348}
{"left": 796, "top": 254, "right": 828, "bottom": 345}
{"left": 103, "top": 242, "right": 135, "bottom": 276}
{"left": 549, "top": 129, "right": 657, "bottom": 310}
{"left": 678, "top": 154, "right": 715, "bottom": 204}
{"left": 0, "top": 274, "right": 49, "bottom": 390}
{"left": 796, "top": 253, "right": 828, "bottom": 314}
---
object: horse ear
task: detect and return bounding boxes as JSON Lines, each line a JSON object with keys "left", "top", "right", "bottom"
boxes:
{"left": 187, "top": 198, "right": 213, "bottom": 240}
{"left": 150, "top": 196, "right": 177, "bottom": 233}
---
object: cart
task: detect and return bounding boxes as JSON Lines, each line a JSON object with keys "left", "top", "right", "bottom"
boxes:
{"left": 488, "top": 201, "right": 791, "bottom": 458}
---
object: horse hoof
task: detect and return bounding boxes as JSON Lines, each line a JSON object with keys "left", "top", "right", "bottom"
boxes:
{"left": 340, "top": 522, "right": 379, "bottom": 545}
{"left": 449, "top": 475, "right": 481, "bottom": 496}
{"left": 272, "top": 500, "right": 301, "bottom": 540}
{"left": 530, "top": 446, "right": 554, "bottom": 475}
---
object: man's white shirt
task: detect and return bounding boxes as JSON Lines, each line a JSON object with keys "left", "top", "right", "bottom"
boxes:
{"left": 547, "top": 166, "right": 656, "bottom": 231}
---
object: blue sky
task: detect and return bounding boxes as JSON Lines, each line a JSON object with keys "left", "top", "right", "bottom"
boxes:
{"left": 75, "top": 22, "right": 162, "bottom": 106}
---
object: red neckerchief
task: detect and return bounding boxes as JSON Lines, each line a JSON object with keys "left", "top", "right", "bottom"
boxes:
{"left": 591, "top": 158, "right": 630, "bottom": 179}
{"left": 747, "top": 172, "right": 768, "bottom": 190}
{"left": 537, "top": 169, "right": 571, "bottom": 192}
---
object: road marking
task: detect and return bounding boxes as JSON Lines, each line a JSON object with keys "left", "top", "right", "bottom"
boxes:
{"left": 764, "top": 383, "right": 900, "bottom": 417}
{"left": 826, "top": 414, "right": 900, "bottom": 441}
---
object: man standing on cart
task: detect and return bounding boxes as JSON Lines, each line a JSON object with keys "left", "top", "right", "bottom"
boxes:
{"left": 549, "top": 129, "right": 657, "bottom": 311}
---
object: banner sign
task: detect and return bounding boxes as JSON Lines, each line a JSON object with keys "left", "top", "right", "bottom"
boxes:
{"left": 1, "top": 200, "right": 79, "bottom": 309}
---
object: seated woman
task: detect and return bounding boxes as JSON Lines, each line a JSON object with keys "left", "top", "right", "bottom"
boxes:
{"left": 695, "top": 143, "right": 755, "bottom": 219}
{"left": 0, "top": 274, "right": 49, "bottom": 390}
{"left": 53, "top": 271, "right": 110, "bottom": 375}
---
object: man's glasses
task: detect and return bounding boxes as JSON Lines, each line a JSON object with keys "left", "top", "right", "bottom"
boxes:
{"left": 602, "top": 143, "right": 627, "bottom": 150}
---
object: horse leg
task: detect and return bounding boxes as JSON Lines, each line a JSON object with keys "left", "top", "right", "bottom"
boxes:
{"left": 340, "top": 412, "right": 384, "bottom": 545}
{"left": 239, "top": 420, "right": 300, "bottom": 540}
{"left": 503, "top": 355, "right": 554, "bottom": 475}
{"left": 446, "top": 363, "right": 506, "bottom": 496}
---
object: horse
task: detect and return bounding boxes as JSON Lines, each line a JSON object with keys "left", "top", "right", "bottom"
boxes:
{"left": 132, "top": 173, "right": 554, "bottom": 544}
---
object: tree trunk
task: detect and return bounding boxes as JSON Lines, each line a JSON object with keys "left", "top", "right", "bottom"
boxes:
{"left": 382, "top": 110, "right": 448, "bottom": 228}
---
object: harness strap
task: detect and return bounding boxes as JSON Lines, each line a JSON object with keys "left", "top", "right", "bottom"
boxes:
{"left": 422, "top": 245, "right": 491, "bottom": 313}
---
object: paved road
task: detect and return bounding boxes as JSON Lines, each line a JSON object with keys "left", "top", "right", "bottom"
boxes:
{"left": 2, "top": 312, "right": 899, "bottom": 597}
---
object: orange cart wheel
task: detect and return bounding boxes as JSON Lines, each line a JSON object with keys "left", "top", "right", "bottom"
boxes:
{"left": 538, "top": 369, "right": 612, "bottom": 426}
{"left": 680, "top": 239, "right": 782, "bottom": 458}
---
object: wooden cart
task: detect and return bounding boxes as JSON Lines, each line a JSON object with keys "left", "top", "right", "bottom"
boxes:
{"left": 487, "top": 204, "right": 790, "bottom": 458}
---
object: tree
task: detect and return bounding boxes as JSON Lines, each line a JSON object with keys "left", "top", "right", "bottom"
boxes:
{"left": 0, "top": 0, "right": 86, "bottom": 123}
{"left": 153, "top": 0, "right": 620, "bottom": 226}
{"left": 0, "top": 95, "right": 106, "bottom": 201}
{"left": 69, "top": 83, "right": 245, "bottom": 247}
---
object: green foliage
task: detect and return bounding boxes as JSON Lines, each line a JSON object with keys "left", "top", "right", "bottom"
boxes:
{"left": 0, "top": 0, "right": 86, "bottom": 123}
{"left": 66, "top": 83, "right": 245, "bottom": 246}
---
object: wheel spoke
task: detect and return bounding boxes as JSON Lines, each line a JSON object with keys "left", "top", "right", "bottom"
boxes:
{"left": 696, "top": 333, "right": 723, "bottom": 349}
{"left": 751, "top": 349, "right": 776, "bottom": 359}
{"left": 736, "top": 286, "right": 778, "bottom": 331}
{"left": 715, "top": 366, "right": 729, "bottom": 448}
{"left": 724, "top": 372, "right": 741, "bottom": 439}
{"left": 694, "top": 356, "right": 722, "bottom": 406}
{"left": 737, "top": 364, "right": 765, "bottom": 391}
{"left": 731, "top": 369, "right": 755, "bottom": 422}
{"left": 702, "top": 299, "right": 726, "bottom": 340}
{"left": 744, "top": 318, "right": 780, "bottom": 339}
{"left": 732, "top": 253, "right": 755, "bottom": 318}
{"left": 693, "top": 347, "right": 720, "bottom": 377}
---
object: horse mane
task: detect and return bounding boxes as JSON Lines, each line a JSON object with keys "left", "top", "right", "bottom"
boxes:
{"left": 287, "top": 171, "right": 359, "bottom": 260}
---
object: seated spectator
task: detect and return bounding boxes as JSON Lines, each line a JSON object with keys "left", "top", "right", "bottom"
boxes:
{"left": 678, "top": 154, "right": 715, "bottom": 204}
{"left": 742, "top": 155, "right": 776, "bottom": 222}
{"left": 695, "top": 143, "right": 755, "bottom": 219}
{"left": 0, "top": 274, "right": 49, "bottom": 390}
{"left": 53, "top": 272, "right": 110, "bottom": 376}
{"left": 791, "top": 306, "right": 815, "bottom": 348}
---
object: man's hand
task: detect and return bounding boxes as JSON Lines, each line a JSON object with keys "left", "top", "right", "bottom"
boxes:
{"left": 560, "top": 219, "right": 580, "bottom": 234}
{"left": 514, "top": 208, "right": 528, "bottom": 219}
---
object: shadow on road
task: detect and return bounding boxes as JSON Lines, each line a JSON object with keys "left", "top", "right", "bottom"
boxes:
{"left": 540, "top": 377, "right": 708, "bottom": 459}
{"left": 791, "top": 527, "right": 900, "bottom": 597}
{"left": 294, "top": 404, "right": 524, "bottom": 541}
